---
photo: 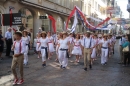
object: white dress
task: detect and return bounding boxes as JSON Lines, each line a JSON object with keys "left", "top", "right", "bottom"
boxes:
{"left": 56, "top": 39, "right": 60, "bottom": 55}
{"left": 71, "top": 39, "right": 82, "bottom": 55}
{"left": 36, "top": 37, "right": 41, "bottom": 51}
{"left": 22, "top": 36, "right": 30, "bottom": 64}
{"left": 91, "top": 39, "right": 98, "bottom": 58}
{"left": 47, "top": 36, "right": 55, "bottom": 52}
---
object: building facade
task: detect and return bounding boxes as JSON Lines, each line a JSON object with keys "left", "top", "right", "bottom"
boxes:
{"left": 0, "top": 0, "right": 83, "bottom": 38}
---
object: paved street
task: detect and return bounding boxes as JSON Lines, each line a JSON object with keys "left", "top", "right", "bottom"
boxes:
{"left": 0, "top": 42, "right": 130, "bottom": 86}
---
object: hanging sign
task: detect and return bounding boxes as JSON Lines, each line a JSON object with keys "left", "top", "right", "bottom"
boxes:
{"left": 1, "top": 13, "right": 22, "bottom": 26}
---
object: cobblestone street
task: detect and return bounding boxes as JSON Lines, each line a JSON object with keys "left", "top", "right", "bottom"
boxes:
{"left": 0, "top": 42, "right": 130, "bottom": 86}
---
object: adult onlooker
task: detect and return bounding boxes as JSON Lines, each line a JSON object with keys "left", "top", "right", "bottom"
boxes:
{"left": 122, "top": 34, "right": 130, "bottom": 66}
{"left": 5, "top": 28, "right": 12, "bottom": 57}
{"left": 0, "top": 30, "right": 4, "bottom": 60}
{"left": 119, "top": 35, "right": 126, "bottom": 64}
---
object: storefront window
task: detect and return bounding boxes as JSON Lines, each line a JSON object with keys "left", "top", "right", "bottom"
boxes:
{"left": 42, "top": 14, "right": 50, "bottom": 32}
{"left": 19, "top": 8, "right": 33, "bottom": 31}
{"left": 57, "top": 17, "right": 63, "bottom": 31}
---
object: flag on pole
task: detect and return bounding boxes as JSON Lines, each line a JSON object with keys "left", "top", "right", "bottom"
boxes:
{"left": 48, "top": 15, "right": 56, "bottom": 33}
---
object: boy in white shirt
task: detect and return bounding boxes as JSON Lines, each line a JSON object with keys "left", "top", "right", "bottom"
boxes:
{"left": 11, "top": 31, "right": 26, "bottom": 85}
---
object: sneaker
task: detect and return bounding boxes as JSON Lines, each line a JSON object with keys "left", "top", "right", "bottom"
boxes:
{"left": 42, "top": 64, "right": 46, "bottom": 67}
{"left": 17, "top": 79, "right": 24, "bottom": 84}
{"left": 13, "top": 79, "right": 19, "bottom": 85}
{"left": 60, "top": 65, "right": 63, "bottom": 69}
{"left": 89, "top": 65, "right": 92, "bottom": 69}
{"left": 84, "top": 68, "right": 87, "bottom": 71}
{"left": 62, "top": 67, "right": 66, "bottom": 69}
{"left": 0, "top": 58, "right": 4, "bottom": 60}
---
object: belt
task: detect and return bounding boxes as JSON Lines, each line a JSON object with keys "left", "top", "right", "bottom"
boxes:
{"left": 37, "top": 42, "right": 40, "bottom": 43}
{"left": 41, "top": 47, "right": 48, "bottom": 58}
{"left": 60, "top": 48, "right": 68, "bottom": 51}
{"left": 60, "top": 48, "right": 69, "bottom": 58}
{"left": 74, "top": 45, "right": 80, "bottom": 47}
{"left": 26, "top": 44, "right": 29, "bottom": 45}
{"left": 102, "top": 47, "right": 108, "bottom": 49}
{"left": 48, "top": 42, "right": 52, "bottom": 43}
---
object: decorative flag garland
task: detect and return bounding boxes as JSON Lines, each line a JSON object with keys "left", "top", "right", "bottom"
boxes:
{"left": 66, "top": 6, "right": 111, "bottom": 31}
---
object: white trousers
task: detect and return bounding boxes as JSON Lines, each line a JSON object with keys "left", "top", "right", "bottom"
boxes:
{"left": 101, "top": 48, "right": 108, "bottom": 64}
{"left": 58, "top": 50, "right": 68, "bottom": 67}
{"left": 24, "top": 45, "right": 29, "bottom": 64}
{"left": 41, "top": 49, "right": 46, "bottom": 62}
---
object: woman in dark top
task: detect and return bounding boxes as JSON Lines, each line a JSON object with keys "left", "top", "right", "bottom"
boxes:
{"left": 0, "top": 30, "right": 4, "bottom": 60}
{"left": 122, "top": 34, "right": 130, "bottom": 66}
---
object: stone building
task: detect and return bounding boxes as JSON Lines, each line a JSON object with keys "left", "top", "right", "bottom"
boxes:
{"left": 0, "top": 0, "right": 83, "bottom": 38}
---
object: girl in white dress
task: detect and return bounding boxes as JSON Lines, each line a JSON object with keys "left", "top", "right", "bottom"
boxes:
{"left": 97, "top": 34, "right": 103, "bottom": 57}
{"left": 72, "top": 34, "right": 82, "bottom": 63}
{"left": 47, "top": 32, "right": 55, "bottom": 60}
{"left": 68, "top": 33, "right": 74, "bottom": 57}
{"left": 100, "top": 34, "right": 110, "bottom": 65}
{"left": 39, "top": 31, "right": 49, "bottom": 67}
{"left": 80, "top": 35, "right": 84, "bottom": 58}
{"left": 91, "top": 34, "right": 98, "bottom": 64}
{"left": 55, "top": 33, "right": 61, "bottom": 61}
{"left": 57, "top": 32, "right": 70, "bottom": 69}
{"left": 22, "top": 30, "right": 30, "bottom": 65}
{"left": 35, "top": 33, "right": 41, "bottom": 58}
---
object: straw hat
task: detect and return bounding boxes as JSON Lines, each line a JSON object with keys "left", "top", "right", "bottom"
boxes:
{"left": 86, "top": 31, "right": 91, "bottom": 33}
{"left": 41, "top": 31, "right": 46, "bottom": 34}
{"left": 16, "top": 31, "right": 22, "bottom": 34}
{"left": 103, "top": 34, "right": 108, "bottom": 36}
{"left": 23, "top": 30, "right": 28, "bottom": 32}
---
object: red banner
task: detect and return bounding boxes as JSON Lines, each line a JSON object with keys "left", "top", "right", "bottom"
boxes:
{"left": 48, "top": 15, "right": 56, "bottom": 32}
{"left": 66, "top": 7, "right": 76, "bottom": 29}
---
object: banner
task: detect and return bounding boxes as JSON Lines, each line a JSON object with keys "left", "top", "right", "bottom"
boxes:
{"left": 48, "top": 15, "right": 56, "bottom": 33}
{"left": 1, "top": 13, "right": 22, "bottom": 26}
{"left": 66, "top": 7, "right": 76, "bottom": 29}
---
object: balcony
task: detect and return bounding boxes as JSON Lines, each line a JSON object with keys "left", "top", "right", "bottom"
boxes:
{"left": 127, "top": 4, "right": 130, "bottom": 12}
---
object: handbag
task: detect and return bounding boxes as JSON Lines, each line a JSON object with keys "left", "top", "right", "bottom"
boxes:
{"left": 122, "top": 46, "right": 129, "bottom": 52}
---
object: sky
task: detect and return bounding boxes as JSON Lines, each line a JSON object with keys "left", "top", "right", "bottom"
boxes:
{"left": 116, "top": 0, "right": 129, "bottom": 18}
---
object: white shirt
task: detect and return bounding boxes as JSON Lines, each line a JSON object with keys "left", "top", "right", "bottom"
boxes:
{"left": 69, "top": 37, "right": 74, "bottom": 44}
{"left": 101, "top": 39, "right": 109, "bottom": 47}
{"left": 98, "top": 38, "right": 103, "bottom": 44}
{"left": 5, "top": 31, "right": 12, "bottom": 39}
{"left": 92, "top": 39, "right": 98, "bottom": 47}
{"left": 59, "top": 38, "right": 69, "bottom": 49}
{"left": 40, "top": 38, "right": 49, "bottom": 47}
{"left": 22, "top": 36, "right": 30, "bottom": 44}
{"left": 73, "top": 39, "right": 81, "bottom": 46}
{"left": 119, "top": 37, "right": 126, "bottom": 45}
{"left": 47, "top": 36, "right": 53, "bottom": 43}
{"left": 83, "top": 37, "right": 93, "bottom": 48}
{"left": 80, "top": 38, "right": 84, "bottom": 46}
{"left": 13, "top": 40, "right": 26, "bottom": 54}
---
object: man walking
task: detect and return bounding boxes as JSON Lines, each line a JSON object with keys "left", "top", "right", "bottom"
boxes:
{"left": 5, "top": 28, "right": 12, "bottom": 57}
{"left": 83, "top": 31, "right": 93, "bottom": 71}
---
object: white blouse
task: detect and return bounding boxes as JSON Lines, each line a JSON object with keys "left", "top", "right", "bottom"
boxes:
{"left": 47, "top": 36, "right": 53, "bottom": 43}
{"left": 22, "top": 36, "right": 30, "bottom": 44}
{"left": 59, "top": 38, "right": 69, "bottom": 49}
{"left": 40, "top": 38, "right": 49, "bottom": 47}
{"left": 101, "top": 39, "right": 109, "bottom": 47}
